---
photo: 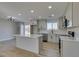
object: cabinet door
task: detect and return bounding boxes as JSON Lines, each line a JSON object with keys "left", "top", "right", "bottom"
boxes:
{"left": 77, "top": 3, "right": 79, "bottom": 26}
{"left": 73, "top": 2, "right": 79, "bottom": 26}
{"left": 37, "top": 20, "right": 47, "bottom": 31}
{"left": 16, "top": 37, "right": 27, "bottom": 48}
{"left": 65, "top": 3, "right": 72, "bottom": 27}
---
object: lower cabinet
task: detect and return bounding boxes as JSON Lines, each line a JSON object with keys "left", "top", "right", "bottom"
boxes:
{"left": 61, "top": 40, "right": 79, "bottom": 57}
{"left": 16, "top": 37, "right": 42, "bottom": 54}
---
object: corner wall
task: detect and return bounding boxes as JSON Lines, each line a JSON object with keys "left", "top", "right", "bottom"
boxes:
{"left": 0, "top": 18, "right": 18, "bottom": 41}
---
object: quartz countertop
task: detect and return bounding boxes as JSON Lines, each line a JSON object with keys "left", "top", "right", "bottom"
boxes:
{"left": 60, "top": 36, "right": 79, "bottom": 42}
{"left": 13, "top": 34, "right": 43, "bottom": 38}
{"left": 38, "top": 30, "right": 49, "bottom": 34}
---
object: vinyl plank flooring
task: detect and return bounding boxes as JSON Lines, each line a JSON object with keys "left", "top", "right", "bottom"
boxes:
{"left": 40, "top": 42, "right": 59, "bottom": 57}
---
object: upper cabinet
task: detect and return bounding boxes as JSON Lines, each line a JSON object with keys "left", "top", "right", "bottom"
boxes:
{"left": 72, "top": 2, "right": 79, "bottom": 27}
{"left": 64, "top": 3, "right": 72, "bottom": 28}
{"left": 37, "top": 19, "right": 47, "bottom": 32}
{"left": 64, "top": 2, "right": 79, "bottom": 27}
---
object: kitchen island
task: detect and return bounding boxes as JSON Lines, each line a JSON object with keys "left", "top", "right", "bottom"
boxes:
{"left": 14, "top": 34, "right": 43, "bottom": 54}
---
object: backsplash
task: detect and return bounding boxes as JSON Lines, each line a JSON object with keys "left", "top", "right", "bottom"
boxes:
{"left": 67, "top": 27, "right": 79, "bottom": 32}
{"left": 67, "top": 27, "right": 79, "bottom": 40}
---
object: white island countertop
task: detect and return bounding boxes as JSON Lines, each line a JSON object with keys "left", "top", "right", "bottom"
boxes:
{"left": 13, "top": 34, "right": 43, "bottom": 39}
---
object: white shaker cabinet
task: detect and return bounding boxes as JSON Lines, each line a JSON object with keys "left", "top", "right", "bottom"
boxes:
{"left": 60, "top": 36, "right": 79, "bottom": 57}
{"left": 37, "top": 19, "right": 47, "bottom": 32}
{"left": 77, "top": 3, "right": 79, "bottom": 26}
{"left": 62, "top": 40, "right": 79, "bottom": 57}
{"left": 72, "top": 2, "right": 79, "bottom": 26}
{"left": 64, "top": 3, "right": 72, "bottom": 27}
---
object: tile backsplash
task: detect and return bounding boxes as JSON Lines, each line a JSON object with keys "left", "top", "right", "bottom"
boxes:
{"left": 67, "top": 27, "right": 79, "bottom": 32}
{"left": 67, "top": 27, "right": 79, "bottom": 40}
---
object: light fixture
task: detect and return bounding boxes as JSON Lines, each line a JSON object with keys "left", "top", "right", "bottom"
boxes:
{"left": 48, "top": 6, "right": 52, "bottom": 9}
{"left": 7, "top": 16, "right": 16, "bottom": 22}
{"left": 51, "top": 14, "right": 54, "bottom": 17}
{"left": 30, "top": 10, "right": 34, "bottom": 13}
{"left": 18, "top": 13, "right": 22, "bottom": 16}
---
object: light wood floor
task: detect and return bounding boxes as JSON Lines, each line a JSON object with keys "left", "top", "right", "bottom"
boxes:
{"left": 0, "top": 39, "right": 59, "bottom": 57}
{"left": 40, "top": 42, "right": 59, "bottom": 57}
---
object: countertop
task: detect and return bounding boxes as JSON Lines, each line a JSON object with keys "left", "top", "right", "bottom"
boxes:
{"left": 60, "top": 36, "right": 79, "bottom": 42}
{"left": 13, "top": 34, "right": 43, "bottom": 38}
{"left": 38, "top": 30, "right": 49, "bottom": 34}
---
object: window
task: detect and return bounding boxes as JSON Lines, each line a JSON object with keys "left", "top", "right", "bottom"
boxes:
{"left": 24, "top": 25, "right": 30, "bottom": 36}
{"left": 20, "top": 23, "right": 30, "bottom": 36}
{"left": 52, "top": 23, "right": 58, "bottom": 30}
{"left": 47, "top": 23, "right": 53, "bottom": 30}
{"left": 47, "top": 22, "right": 58, "bottom": 30}
{"left": 20, "top": 24, "right": 24, "bottom": 35}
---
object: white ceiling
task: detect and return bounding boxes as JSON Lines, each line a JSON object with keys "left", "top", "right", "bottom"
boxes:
{"left": 0, "top": 2, "right": 68, "bottom": 22}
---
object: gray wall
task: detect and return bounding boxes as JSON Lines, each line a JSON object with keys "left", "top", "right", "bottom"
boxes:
{"left": 0, "top": 18, "right": 18, "bottom": 41}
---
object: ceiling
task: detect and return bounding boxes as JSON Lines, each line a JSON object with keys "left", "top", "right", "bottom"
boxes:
{"left": 0, "top": 2, "right": 68, "bottom": 22}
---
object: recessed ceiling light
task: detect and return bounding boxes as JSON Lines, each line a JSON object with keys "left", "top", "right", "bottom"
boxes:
{"left": 18, "top": 13, "right": 22, "bottom": 16}
{"left": 48, "top": 6, "right": 52, "bottom": 9}
{"left": 30, "top": 10, "right": 34, "bottom": 13}
{"left": 51, "top": 14, "right": 54, "bottom": 17}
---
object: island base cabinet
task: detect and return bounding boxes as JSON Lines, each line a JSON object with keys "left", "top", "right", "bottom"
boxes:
{"left": 16, "top": 37, "right": 40, "bottom": 54}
